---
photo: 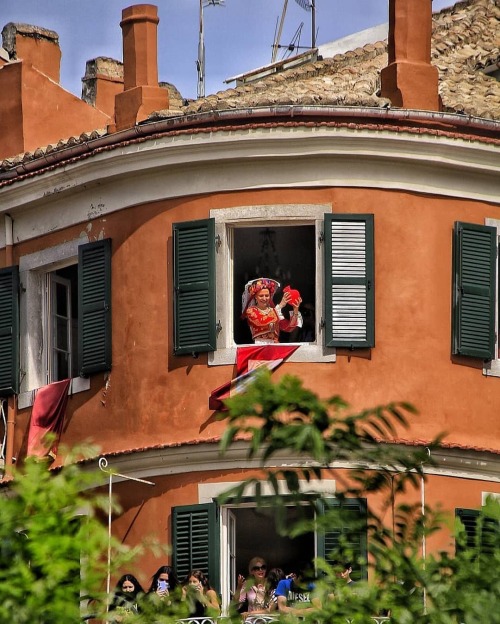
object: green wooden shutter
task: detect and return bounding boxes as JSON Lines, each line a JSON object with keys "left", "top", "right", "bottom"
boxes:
{"left": 78, "top": 239, "right": 112, "bottom": 376}
{"left": 455, "top": 508, "right": 479, "bottom": 553}
{"left": 0, "top": 266, "right": 19, "bottom": 396}
{"left": 317, "top": 498, "right": 367, "bottom": 581}
{"left": 452, "top": 222, "right": 496, "bottom": 360}
{"left": 172, "top": 503, "right": 220, "bottom": 593}
{"left": 456, "top": 508, "right": 499, "bottom": 556}
{"left": 173, "top": 219, "right": 216, "bottom": 355}
{"left": 324, "top": 214, "right": 374, "bottom": 348}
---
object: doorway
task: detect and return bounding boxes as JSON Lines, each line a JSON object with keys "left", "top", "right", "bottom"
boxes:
{"left": 221, "top": 503, "right": 315, "bottom": 610}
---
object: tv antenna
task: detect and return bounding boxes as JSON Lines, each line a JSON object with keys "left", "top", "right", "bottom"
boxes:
{"left": 271, "top": 0, "right": 316, "bottom": 64}
{"left": 197, "top": 0, "right": 225, "bottom": 99}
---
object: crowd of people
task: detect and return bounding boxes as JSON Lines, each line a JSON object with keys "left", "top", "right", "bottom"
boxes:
{"left": 105, "top": 557, "right": 358, "bottom": 623}
{"left": 107, "top": 565, "right": 220, "bottom": 623}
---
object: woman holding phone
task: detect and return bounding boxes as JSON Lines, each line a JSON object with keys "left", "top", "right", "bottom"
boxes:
{"left": 147, "top": 565, "right": 178, "bottom": 597}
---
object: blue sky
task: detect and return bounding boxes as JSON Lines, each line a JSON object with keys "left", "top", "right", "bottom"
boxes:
{"left": 1, "top": 0, "right": 454, "bottom": 100}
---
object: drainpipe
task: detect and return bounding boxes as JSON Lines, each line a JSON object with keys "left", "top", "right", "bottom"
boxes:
{"left": 420, "top": 447, "right": 431, "bottom": 614}
{"left": 5, "top": 213, "right": 13, "bottom": 264}
{"left": 2, "top": 214, "right": 16, "bottom": 478}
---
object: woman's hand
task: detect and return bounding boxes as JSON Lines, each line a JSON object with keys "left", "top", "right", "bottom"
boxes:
{"left": 277, "top": 290, "right": 291, "bottom": 309}
{"left": 292, "top": 297, "right": 302, "bottom": 315}
{"left": 237, "top": 574, "right": 245, "bottom": 588}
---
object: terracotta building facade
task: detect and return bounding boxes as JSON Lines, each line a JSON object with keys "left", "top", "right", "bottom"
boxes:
{"left": 0, "top": 0, "right": 499, "bottom": 608}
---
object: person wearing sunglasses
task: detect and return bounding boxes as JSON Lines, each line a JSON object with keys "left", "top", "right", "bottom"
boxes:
{"left": 235, "top": 557, "right": 271, "bottom": 618}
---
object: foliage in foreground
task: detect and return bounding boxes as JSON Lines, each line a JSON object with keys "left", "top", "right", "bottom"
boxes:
{"left": 0, "top": 448, "right": 139, "bottom": 624}
{"left": 218, "top": 369, "right": 500, "bottom": 624}
{"left": 0, "top": 372, "right": 498, "bottom": 623}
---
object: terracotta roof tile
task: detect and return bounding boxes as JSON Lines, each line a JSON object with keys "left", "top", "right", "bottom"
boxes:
{"left": 179, "top": 0, "right": 499, "bottom": 120}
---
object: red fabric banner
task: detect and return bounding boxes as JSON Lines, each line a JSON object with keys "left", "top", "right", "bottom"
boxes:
{"left": 209, "top": 345, "right": 298, "bottom": 410}
{"left": 27, "top": 378, "right": 71, "bottom": 460}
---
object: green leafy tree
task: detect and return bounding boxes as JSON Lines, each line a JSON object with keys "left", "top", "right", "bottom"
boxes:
{"left": 218, "top": 369, "right": 500, "bottom": 623}
{"left": 0, "top": 449, "right": 139, "bottom": 624}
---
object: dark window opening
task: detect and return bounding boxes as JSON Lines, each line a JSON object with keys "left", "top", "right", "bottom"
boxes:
{"left": 233, "top": 505, "right": 315, "bottom": 578}
{"left": 233, "top": 225, "right": 316, "bottom": 345}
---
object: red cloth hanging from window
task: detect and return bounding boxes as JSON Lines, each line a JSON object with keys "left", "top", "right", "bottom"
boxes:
{"left": 27, "top": 378, "right": 71, "bottom": 461}
{"left": 209, "top": 345, "right": 298, "bottom": 411}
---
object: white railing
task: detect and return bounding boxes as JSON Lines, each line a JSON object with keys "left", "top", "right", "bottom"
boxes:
{"left": 178, "top": 617, "right": 390, "bottom": 624}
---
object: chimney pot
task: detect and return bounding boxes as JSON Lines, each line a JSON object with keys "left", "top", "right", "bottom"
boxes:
{"left": 121, "top": 4, "right": 160, "bottom": 90}
{"left": 113, "top": 4, "right": 169, "bottom": 131}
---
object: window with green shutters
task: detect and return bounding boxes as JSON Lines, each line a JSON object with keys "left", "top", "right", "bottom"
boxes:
{"left": 0, "top": 266, "right": 19, "bottom": 396}
{"left": 324, "top": 214, "right": 375, "bottom": 349}
{"left": 78, "top": 239, "right": 112, "bottom": 376}
{"left": 452, "top": 222, "right": 496, "bottom": 360}
{"left": 172, "top": 503, "right": 220, "bottom": 593}
{"left": 171, "top": 496, "right": 367, "bottom": 608}
{"left": 174, "top": 208, "right": 375, "bottom": 361}
{"left": 13, "top": 238, "right": 111, "bottom": 401}
{"left": 173, "top": 219, "right": 216, "bottom": 356}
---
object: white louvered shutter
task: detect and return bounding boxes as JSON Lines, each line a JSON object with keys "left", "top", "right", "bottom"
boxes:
{"left": 324, "top": 214, "right": 374, "bottom": 348}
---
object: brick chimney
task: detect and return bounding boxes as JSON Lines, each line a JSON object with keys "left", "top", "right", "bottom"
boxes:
{"left": 113, "top": 4, "right": 169, "bottom": 131}
{"left": 380, "top": 0, "right": 440, "bottom": 111}
{"left": 82, "top": 57, "right": 124, "bottom": 118}
{"left": 1, "top": 22, "right": 61, "bottom": 83}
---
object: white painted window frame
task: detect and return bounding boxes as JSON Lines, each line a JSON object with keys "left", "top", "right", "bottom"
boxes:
{"left": 202, "top": 480, "right": 337, "bottom": 614}
{"left": 208, "top": 205, "right": 336, "bottom": 366}
{"left": 484, "top": 218, "right": 500, "bottom": 378}
{"left": 18, "top": 238, "right": 90, "bottom": 409}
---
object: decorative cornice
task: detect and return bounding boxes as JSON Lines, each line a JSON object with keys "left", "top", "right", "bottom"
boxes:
{"left": 81, "top": 439, "right": 500, "bottom": 487}
{"left": 0, "top": 122, "right": 498, "bottom": 246}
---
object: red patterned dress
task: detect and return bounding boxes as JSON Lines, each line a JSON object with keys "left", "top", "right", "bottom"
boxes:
{"left": 244, "top": 305, "right": 301, "bottom": 343}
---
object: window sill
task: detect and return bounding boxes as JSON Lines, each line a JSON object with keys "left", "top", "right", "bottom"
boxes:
{"left": 208, "top": 343, "right": 336, "bottom": 366}
{"left": 18, "top": 377, "right": 91, "bottom": 410}
{"left": 484, "top": 360, "right": 500, "bottom": 378}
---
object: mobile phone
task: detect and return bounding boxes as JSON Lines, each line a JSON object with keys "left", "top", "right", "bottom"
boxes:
{"left": 158, "top": 580, "right": 169, "bottom": 592}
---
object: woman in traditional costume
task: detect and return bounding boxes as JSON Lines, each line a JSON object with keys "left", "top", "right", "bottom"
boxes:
{"left": 242, "top": 278, "right": 302, "bottom": 344}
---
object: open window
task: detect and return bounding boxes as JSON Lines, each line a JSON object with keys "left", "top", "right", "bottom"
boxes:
{"left": 172, "top": 497, "right": 367, "bottom": 612}
{"left": 14, "top": 238, "right": 112, "bottom": 406}
{"left": 47, "top": 266, "right": 79, "bottom": 381}
{"left": 173, "top": 205, "right": 375, "bottom": 363}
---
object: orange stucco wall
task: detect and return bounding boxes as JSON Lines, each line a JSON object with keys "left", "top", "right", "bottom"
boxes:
{"left": 8, "top": 183, "right": 500, "bottom": 577}
{"left": 12, "top": 186, "right": 500, "bottom": 456}
{"left": 104, "top": 467, "right": 500, "bottom": 588}
{"left": 0, "top": 61, "right": 111, "bottom": 160}
{"left": 15, "top": 34, "right": 62, "bottom": 83}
